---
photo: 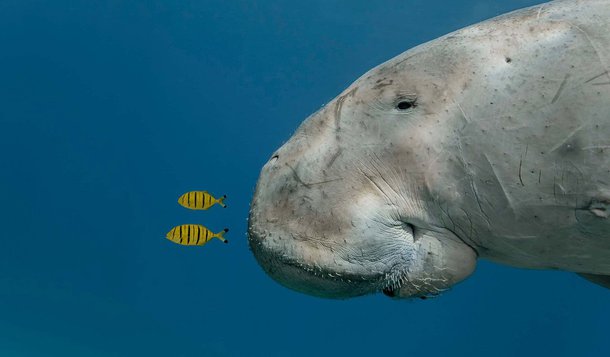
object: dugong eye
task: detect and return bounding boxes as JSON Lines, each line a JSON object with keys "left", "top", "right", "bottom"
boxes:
{"left": 396, "top": 99, "right": 416, "bottom": 110}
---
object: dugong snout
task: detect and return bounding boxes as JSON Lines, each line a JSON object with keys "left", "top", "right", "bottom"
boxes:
{"left": 248, "top": 154, "right": 387, "bottom": 298}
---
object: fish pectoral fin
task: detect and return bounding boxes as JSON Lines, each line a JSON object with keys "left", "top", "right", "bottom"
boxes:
{"left": 578, "top": 273, "right": 610, "bottom": 289}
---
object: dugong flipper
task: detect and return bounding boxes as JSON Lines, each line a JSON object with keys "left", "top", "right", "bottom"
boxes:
{"left": 579, "top": 273, "right": 610, "bottom": 289}
{"left": 248, "top": 0, "right": 610, "bottom": 299}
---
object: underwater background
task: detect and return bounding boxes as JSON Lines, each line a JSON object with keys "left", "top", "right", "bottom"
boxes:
{"left": 0, "top": 0, "right": 608, "bottom": 356}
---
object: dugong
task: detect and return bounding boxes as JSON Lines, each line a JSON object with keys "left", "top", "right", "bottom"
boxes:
{"left": 248, "top": 0, "right": 610, "bottom": 299}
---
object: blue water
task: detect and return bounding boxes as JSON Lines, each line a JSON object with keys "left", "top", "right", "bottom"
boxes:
{"left": 0, "top": 1, "right": 607, "bottom": 356}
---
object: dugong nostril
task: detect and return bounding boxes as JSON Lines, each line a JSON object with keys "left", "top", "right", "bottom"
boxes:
{"left": 269, "top": 155, "right": 279, "bottom": 165}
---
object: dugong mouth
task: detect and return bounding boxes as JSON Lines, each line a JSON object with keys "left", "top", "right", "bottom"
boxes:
{"left": 247, "top": 206, "right": 447, "bottom": 299}
{"left": 248, "top": 194, "right": 476, "bottom": 300}
{"left": 247, "top": 223, "right": 389, "bottom": 299}
{"left": 250, "top": 247, "right": 386, "bottom": 298}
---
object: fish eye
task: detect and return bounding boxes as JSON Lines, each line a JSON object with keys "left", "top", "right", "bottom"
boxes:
{"left": 396, "top": 100, "right": 416, "bottom": 110}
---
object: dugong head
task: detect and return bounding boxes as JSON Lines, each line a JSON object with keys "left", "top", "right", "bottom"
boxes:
{"left": 248, "top": 34, "right": 481, "bottom": 299}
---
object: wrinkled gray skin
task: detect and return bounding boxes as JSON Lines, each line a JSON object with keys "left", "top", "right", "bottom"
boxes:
{"left": 248, "top": 0, "right": 610, "bottom": 299}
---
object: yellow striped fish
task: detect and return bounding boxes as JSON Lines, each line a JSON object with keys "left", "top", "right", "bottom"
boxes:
{"left": 178, "top": 191, "right": 226, "bottom": 210}
{"left": 166, "top": 224, "right": 229, "bottom": 246}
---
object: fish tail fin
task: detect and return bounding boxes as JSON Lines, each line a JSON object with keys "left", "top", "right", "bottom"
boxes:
{"left": 214, "top": 228, "right": 229, "bottom": 244}
{"left": 216, "top": 194, "right": 227, "bottom": 208}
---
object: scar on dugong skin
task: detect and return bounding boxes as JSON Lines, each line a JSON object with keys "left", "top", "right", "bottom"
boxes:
{"left": 248, "top": 0, "right": 610, "bottom": 299}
